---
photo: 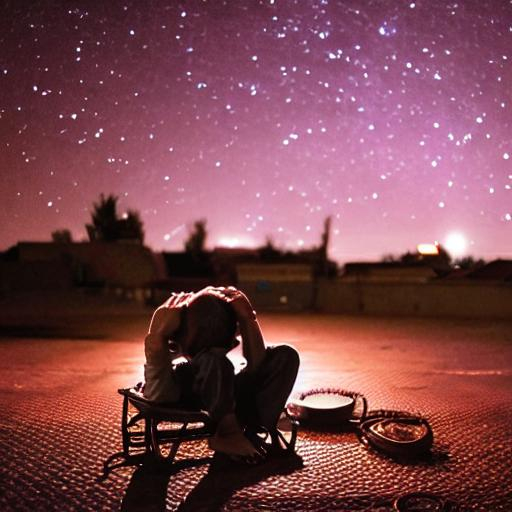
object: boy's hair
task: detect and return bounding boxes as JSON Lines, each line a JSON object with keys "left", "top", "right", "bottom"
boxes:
{"left": 185, "top": 294, "right": 238, "bottom": 355}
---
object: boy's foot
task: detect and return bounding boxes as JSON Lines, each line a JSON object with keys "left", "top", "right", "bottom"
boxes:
{"left": 208, "top": 414, "right": 264, "bottom": 464}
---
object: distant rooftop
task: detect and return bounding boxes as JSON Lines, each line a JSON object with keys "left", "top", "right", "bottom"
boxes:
{"left": 467, "top": 259, "right": 512, "bottom": 282}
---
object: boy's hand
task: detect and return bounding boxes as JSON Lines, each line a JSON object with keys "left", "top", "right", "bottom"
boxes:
{"left": 163, "top": 291, "right": 194, "bottom": 310}
{"left": 148, "top": 292, "right": 193, "bottom": 337}
{"left": 205, "top": 286, "right": 256, "bottom": 321}
{"left": 148, "top": 307, "right": 181, "bottom": 337}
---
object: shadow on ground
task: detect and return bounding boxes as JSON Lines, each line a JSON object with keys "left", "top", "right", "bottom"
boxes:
{"left": 121, "top": 454, "right": 303, "bottom": 512}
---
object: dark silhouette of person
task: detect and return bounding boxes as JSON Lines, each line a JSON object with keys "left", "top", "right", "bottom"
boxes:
{"left": 143, "top": 286, "right": 299, "bottom": 462}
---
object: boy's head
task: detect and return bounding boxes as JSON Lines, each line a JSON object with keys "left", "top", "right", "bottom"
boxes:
{"left": 179, "top": 293, "right": 238, "bottom": 356}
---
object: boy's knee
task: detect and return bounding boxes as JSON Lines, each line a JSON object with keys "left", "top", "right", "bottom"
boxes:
{"left": 268, "top": 344, "right": 300, "bottom": 370}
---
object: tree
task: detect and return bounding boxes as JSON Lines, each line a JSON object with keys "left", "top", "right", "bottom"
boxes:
{"left": 118, "top": 210, "right": 145, "bottom": 244}
{"left": 184, "top": 219, "right": 207, "bottom": 256}
{"left": 86, "top": 194, "right": 118, "bottom": 241}
{"left": 259, "top": 236, "right": 282, "bottom": 261}
{"left": 52, "top": 229, "right": 73, "bottom": 243}
{"left": 381, "top": 253, "right": 398, "bottom": 263}
{"left": 316, "top": 216, "right": 335, "bottom": 276}
{"left": 319, "top": 216, "right": 332, "bottom": 261}
{"left": 86, "top": 193, "right": 144, "bottom": 243}
{"left": 400, "top": 251, "right": 417, "bottom": 264}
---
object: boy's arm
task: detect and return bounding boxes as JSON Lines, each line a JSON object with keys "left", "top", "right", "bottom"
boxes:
{"left": 207, "top": 287, "right": 266, "bottom": 371}
{"left": 238, "top": 315, "right": 266, "bottom": 372}
{"left": 144, "top": 292, "right": 191, "bottom": 363}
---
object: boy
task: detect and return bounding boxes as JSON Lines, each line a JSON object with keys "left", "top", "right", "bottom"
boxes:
{"left": 143, "top": 286, "right": 299, "bottom": 462}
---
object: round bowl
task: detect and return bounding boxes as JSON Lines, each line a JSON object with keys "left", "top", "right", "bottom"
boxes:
{"left": 286, "top": 389, "right": 365, "bottom": 426}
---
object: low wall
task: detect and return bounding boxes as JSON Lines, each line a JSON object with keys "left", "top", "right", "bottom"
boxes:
{"left": 238, "top": 281, "right": 314, "bottom": 312}
{"left": 316, "top": 279, "right": 512, "bottom": 319}
{"left": 0, "top": 261, "right": 73, "bottom": 292}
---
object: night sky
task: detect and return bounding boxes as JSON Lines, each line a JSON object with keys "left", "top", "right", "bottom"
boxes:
{"left": 1, "top": 0, "right": 511, "bottom": 263}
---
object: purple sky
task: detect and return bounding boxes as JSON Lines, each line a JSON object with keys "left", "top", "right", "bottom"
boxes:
{"left": 1, "top": 1, "right": 511, "bottom": 263}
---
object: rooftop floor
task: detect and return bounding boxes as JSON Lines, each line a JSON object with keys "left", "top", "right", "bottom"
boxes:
{"left": 1, "top": 314, "right": 511, "bottom": 511}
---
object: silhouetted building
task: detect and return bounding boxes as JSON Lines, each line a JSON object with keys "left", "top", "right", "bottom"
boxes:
{"left": 237, "top": 263, "right": 314, "bottom": 311}
{"left": 467, "top": 259, "right": 512, "bottom": 282}
{"left": 317, "top": 258, "right": 512, "bottom": 319}
{"left": 341, "top": 262, "right": 437, "bottom": 283}
{"left": 1, "top": 242, "right": 166, "bottom": 301}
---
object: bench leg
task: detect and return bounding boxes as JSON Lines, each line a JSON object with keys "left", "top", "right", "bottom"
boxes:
{"left": 100, "top": 396, "right": 150, "bottom": 480}
{"left": 121, "top": 394, "right": 130, "bottom": 456}
{"left": 150, "top": 420, "right": 188, "bottom": 464}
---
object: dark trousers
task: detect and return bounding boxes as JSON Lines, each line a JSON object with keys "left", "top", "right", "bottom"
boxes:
{"left": 175, "top": 345, "right": 299, "bottom": 431}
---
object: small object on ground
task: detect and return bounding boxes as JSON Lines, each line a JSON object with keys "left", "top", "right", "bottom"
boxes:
{"left": 394, "top": 491, "right": 458, "bottom": 511}
{"left": 286, "top": 388, "right": 367, "bottom": 427}
{"left": 360, "top": 410, "right": 434, "bottom": 458}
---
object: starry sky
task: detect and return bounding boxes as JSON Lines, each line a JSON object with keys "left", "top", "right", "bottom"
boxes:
{"left": 1, "top": 0, "right": 511, "bottom": 263}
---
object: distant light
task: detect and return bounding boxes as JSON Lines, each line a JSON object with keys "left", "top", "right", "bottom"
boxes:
{"left": 217, "top": 236, "right": 253, "bottom": 248}
{"left": 444, "top": 232, "right": 468, "bottom": 257}
{"left": 417, "top": 243, "right": 439, "bottom": 255}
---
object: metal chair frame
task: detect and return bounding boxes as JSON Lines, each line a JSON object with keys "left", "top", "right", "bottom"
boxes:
{"left": 102, "top": 388, "right": 212, "bottom": 478}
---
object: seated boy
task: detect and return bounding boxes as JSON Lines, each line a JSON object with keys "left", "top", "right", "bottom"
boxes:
{"left": 143, "top": 286, "right": 300, "bottom": 462}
